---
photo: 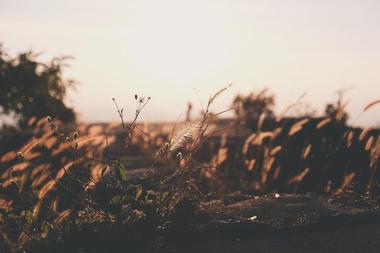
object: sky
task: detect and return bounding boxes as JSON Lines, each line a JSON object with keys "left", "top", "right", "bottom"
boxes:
{"left": 1, "top": 0, "right": 380, "bottom": 126}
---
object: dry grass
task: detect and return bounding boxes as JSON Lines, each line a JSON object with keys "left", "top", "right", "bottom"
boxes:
{"left": 1, "top": 88, "right": 380, "bottom": 252}
{"left": 363, "top": 99, "right": 380, "bottom": 112}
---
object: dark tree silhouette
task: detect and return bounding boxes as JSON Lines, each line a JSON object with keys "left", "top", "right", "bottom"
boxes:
{"left": 232, "top": 89, "right": 275, "bottom": 128}
{"left": 324, "top": 89, "right": 349, "bottom": 124}
{"left": 0, "top": 44, "right": 76, "bottom": 129}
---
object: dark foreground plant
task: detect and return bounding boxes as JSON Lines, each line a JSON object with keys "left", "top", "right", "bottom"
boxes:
{"left": 0, "top": 86, "right": 232, "bottom": 252}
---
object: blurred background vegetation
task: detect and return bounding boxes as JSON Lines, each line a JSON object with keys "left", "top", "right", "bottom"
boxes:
{"left": 0, "top": 44, "right": 76, "bottom": 154}
{"left": 0, "top": 44, "right": 379, "bottom": 252}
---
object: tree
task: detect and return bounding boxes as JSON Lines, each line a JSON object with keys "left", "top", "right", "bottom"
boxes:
{"left": 0, "top": 44, "right": 76, "bottom": 129}
{"left": 232, "top": 89, "right": 275, "bottom": 128}
{"left": 324, "top": 89, "right": 349, "bottom": 124}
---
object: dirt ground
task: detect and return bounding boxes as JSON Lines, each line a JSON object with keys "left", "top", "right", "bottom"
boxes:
{"left": 157, "top": 194, "right": 380, "bottom": 253}
{"left": 173, "top": 220, "right": 380, "bottom": 253}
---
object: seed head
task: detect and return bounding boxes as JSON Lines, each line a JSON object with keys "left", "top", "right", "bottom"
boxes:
{"left": 16, "top": 152, "right": 24, "bottom": 159}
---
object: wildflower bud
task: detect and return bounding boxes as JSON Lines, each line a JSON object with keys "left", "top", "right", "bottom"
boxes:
{"left": 73, "top": 131, "right": 78, "bottom": 140}
{"left": 16, "top": 152, "right": 24, "bottom": 159}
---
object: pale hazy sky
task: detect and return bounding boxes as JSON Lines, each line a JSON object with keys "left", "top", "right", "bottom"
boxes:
{"left": 1, "top": 0, "right": 380, "bottom": 126}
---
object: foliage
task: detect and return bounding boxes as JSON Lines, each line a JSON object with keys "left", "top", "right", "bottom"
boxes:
{"left": 324, "top": 90, "right": 349, "bottom": 124}
{"left": 232, "top": 89, "right": 275, "bottom": 129}
{"left": 0, "top": 114, "right": 171, "bottom": 252}
{"left": 0, "top": 86, "right": 232, "bottom": 252}
{"left": 0, "top": 44, "right": 76, "bottom": 129}
{"left": 1, "top": 84, "right": 380, "bottom": 252}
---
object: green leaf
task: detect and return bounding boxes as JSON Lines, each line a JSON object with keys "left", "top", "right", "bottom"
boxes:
{"left": 114, "top": 161, "right": 127, "bottom": 182}
{"left": 135, "top": 186, "right": 143, "bottom": 201}
{"left": 110, "top": 195, "right": 122, "bottom": 205}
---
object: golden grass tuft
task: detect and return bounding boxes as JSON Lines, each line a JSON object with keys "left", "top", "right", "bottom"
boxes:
{"left": 12, "top": 162, "right": 29, "bottom": 172}
{"left": 253, "top": 132, "right": 274, "bottom": 145}
{"left": 363, "top": 99, "right": 380, "bottom": 112}
{"left": 213, "top": 147, "right": 229, "bottom": 166}
{"left": 20, "top": 138, "right": 42, "bottom": 156}
{"left": 38, "top": 179, "right": 56, "bottom": 199}
{"left": 54, "top": 209, "right": 72, "bottom": 225}
{"left": 359, "top": 127, "right": 372, "bottom": 141}
{"left": 32, "top": 200, "right": 42, "bottom": 220}
{"left": 208, "top": 83, "right": 232, "bottom": 105}
{"left": 257, "top": 113, "right": 266, "bottom": 131}
{"left": 272, "top": 127, "right": 283, "bottom": 139}
{"left": 365, "top": 136, "right": 375, "bottom": 151}
{"left": 346, "top": 131, "right": 354, "bottom": 147}
{"left": 303, "top": 144, "right": 312, "bottom": 159}
{"left": 270, "top": 146, "right": 282, "bottom": 156}
{"left": 0, "top": 198, "right": 13, "bottom": 209}
{"left": 1, "top": 151, "right": 17, "bottom": 163}
{"left": 31, "top": 173, "right": 50, "bottom": 189}
{"left": 169, "top": 122, "right": 200, "bottom": 152}
{"left": 245, "top": 159, "right": 256, "bottom": 171}
{"left": 242, "top": 133, "right": 256, "bottom": 154}
{"left": 287, "top": 167, "right": 310, "bottom": 185}
{"left": 56, "top": 162, "right": 75, "bottom": 179}
{"left": 288, "top": 119, "right": 309, "bottom": 136}
{"left": 335, "top": 172, "right": 356, "bottom": 195}
{"left": 273, "top": 165, "right": 282, "bottom": 179}
{"left": 76, "top": 135, "right": 107, "bottom": 148}
{"left": 316, "top": 118, "right": 331, "bottom": 129}
{"left": 31, "top": 164, "right": 49, "bottom": 179}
